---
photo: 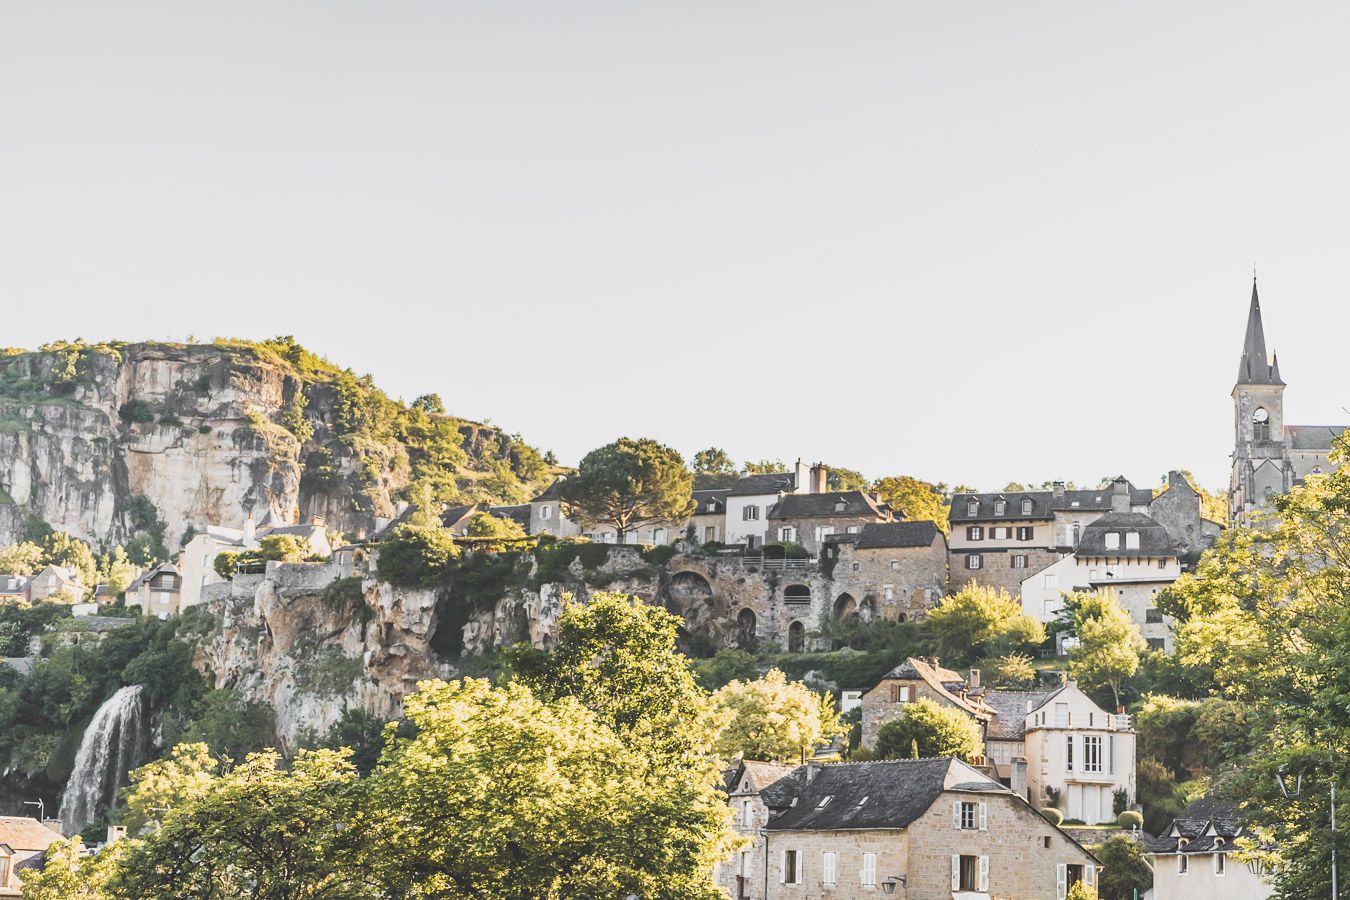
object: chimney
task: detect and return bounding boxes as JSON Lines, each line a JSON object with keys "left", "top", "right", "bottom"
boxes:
{"left": 309, "top": 514, "right": 326, "bottom": 527}
{"left": 242, "top": 516, "right": 257, "bottom": 545}
{"left": 805, "top": 761, "right": 820, "bottom": 783}
{"left": 928, "top": 656, "right": 941, "bottom": 670}
{"left": 969, "top": 668, "right": 981, "bottom": 690}
{"left": 42, "top": 819, "right": 64, "bottom": 836}
{"left": 106, "top": 825, "right": 128, "bottom": 844}
{"left": 794, "top": 459, "right": 810, "bottom": 494}
{"left": 1052, "top": 481, "right": 1066, "bottom": 499}
{"left": 810, "top": 463, "right": 828, "bottom": 495}
{"left": 1058, "top": 671, "right": 1069, "bottom": 687}
{"left": 1110, "top": 478, "right": 1130, "bottom": 513}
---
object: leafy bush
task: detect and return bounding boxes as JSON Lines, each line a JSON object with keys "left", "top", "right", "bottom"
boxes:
{"left": 1041, "top": 807, "right": 1065, "bottom": 825}
{"left": 377, "top": 525, "right": 460, "bottom": 589}
{"left": 874, "top": 697, "right": 983, "bottom": 760}
{"left": 118, "top": 400, "right": 154, "bottom": 424}
{"left": 1118, "top": 809, "right": 1144, "bottom": 829}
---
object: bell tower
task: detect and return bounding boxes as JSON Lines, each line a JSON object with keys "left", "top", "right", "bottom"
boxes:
{"left": 1229, "top": 279, "right": 1291, "bottom": 525}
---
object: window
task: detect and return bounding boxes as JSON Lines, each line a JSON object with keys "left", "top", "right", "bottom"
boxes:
{"left": 1044, "top": 573, "right": 1059, "bottom": 589}
{"left": 967, "top": 554, "right": 983, "bottom": 570}
{"left": 822, "top": 851, "right": 837, "bottom": 885}
{"left": 816, "top": 526, "right": 835, "bottom": 542}
{"left": 0, "top": 857, "right": 8, "bottom": 886}
{"left": 705, "top": 526, "right": 717, "bottom": 542}
{"left": 1125, "top": 532, "right": 1140, "bottom": 550}
{"left": 883, "top": 585, "right": 894, "bottom": 600}
{"left": 992, "top": 527, "right": 1009, "bottom": 540}
{"left": 1043, "top": 836, "right": 1052, "bottom": 849}
{"left": 890, "top": 684, "right": 911, "bottom": 703}
{"left": 1022, "top": 498, "right": 1034, "bottom": 515}
{"left": 958, "top": 801, "right": 977, "bottom": 829}
{"left": 1215, "top": 853, "right": 1226, "bottom": 875}
{"left": 1084, "top": 735, "right": 1103, "bottom": 773}
{"left": 653, "top": 528, "right": 666, "bottom": 544}
{"left": 540, "top": 504, "right": 552, "bottom": 519}
{"left": 967, "top": 500, "right": 979, "bottom": 516}
{"left": 1178, "top": 854, "right": 1188, "bottom": 874}
{"left": 952, "top": 854, "right": 982, "bottom": 891}
{"left": 847, "top": 524, "right": 862, "bottom": 534}
{"left": 967, "top": 526, "right": 984, "bottom": 540}
{"left": 1065, "top": 735, "right": 1074, "bottom": 771}
{"left": 1104, "top": 532, "right": 1121, "bottom": 550}
{"left": 1018, "top": 526, "right": 1034, "bottom": 541}
{"left": 742, "top": 506, "right": 760, "bottom": 521}
{"left": 782, "top": 850, "right": 801, "bottom": 884}
{"left": 995, "top": 499, "right": 1006, "bottom": 515}
{"left": 1159, "top": 558, "right": 1168, "bottom": 569}
{"left": 779, "top": 526, "right": 795, "bottom": 542}
{"left": 1012, "top": 554, "right": 1028, "bottom": 569}
{"left": 815, "top": 795, "right": 834, "bottom": 810}
{"left": 1147, "top": 637, "right": 1167, "bottom": 651}
{"left": 1145, "top": 607, "right": 1163, "bottom": 624}
{"left": 834, "top": 500, "right": 847, "bottom": 512}
{"left": 861, "top": 853, "right": 877, "bottom": 887}
{"left": 890, "top": 560, "right": 900, "bottom": 570}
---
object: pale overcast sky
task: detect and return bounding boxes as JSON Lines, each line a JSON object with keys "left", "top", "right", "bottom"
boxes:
{"left": 3, "top": 2, "right": 1348, "bottom": 492}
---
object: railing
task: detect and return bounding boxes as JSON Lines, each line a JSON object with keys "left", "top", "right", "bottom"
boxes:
{"left": 731, "top": 556, "right": 817, "bottom": 571}
{"left": 1048, "top": 713, "right": 1133, "bottom": 731}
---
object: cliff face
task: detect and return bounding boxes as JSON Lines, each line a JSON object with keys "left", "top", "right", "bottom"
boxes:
{"left": 0, "top": 341, "right": 547, "bottom": 549}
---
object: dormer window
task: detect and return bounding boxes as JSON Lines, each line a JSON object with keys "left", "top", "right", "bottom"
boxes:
{"left": 967, "top": 500, "right": 979, "bottom": 516}
{"left": 1022, "top": 498, "right": 1033, "bottom": 515}
{"left": 1105, "top": 532, "right": 1121, "bottom": 550}
{"left": 1253, "top": 407, "right": 1271, "bottom": 442}
{"left": 994, "top": 499, "right": 1006, "bottom": 515}
{"left": 1125, "top": 532, "right": 1140, "bottom": 550}
{"left": 835, "top": 498, "right": 847, "bottom": 512}
{"left": 816, "top": 795, "right": 834, "bottom": 809}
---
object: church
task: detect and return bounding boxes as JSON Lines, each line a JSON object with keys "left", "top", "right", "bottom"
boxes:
{"left": 1229, "top": 280, "right": 1347, "bottom": 525}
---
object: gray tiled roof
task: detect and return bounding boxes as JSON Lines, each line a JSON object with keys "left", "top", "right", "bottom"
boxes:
{"left": 767, "top": 491, "right": 890, "bottom": 520}
{"left": 727, "top": 472, "right": 797, "bottom": 497}
{"left": 1287, "top": 425, "right": 1348, "bottom": 451}
{"left": 1147, "top": 796, "right": 1253, "bottom": 854}
{"left": 488, "top": 505, "right": 531, "bottom": 529}
{"left": 950, "top": 485, "right": 1153, "bottom": 524}
{"left": 854, "top": 521, "right": 942, "bottom": 550}
{"left": 763, "top": 758, "right": 1004, "bottom": 832}
{"left": 982, "top": 688, "right": 1062, "bottom": 740}
{"left": 1075, "top": 511, "right": 1178, "bottom": 558}
{"left": 691, "top": 489, "right": 729, "bottom": 514}
{"left": 531, "top": 478, "right": 567, "bottom": 502}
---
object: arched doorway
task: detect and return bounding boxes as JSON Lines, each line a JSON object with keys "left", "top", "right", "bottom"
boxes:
{"left": 833, "top": 593, "right": 857, "bottom": 620}
{"left": 736, "top": 608, "right": 757, "bottom": 651}
{"left": 788, "top": 621, "right": 806, "bottom": 653}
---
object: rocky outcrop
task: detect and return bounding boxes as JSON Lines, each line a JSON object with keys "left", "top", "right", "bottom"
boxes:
{"left": 0, "top": 341, "right": 544, "bottom": 549}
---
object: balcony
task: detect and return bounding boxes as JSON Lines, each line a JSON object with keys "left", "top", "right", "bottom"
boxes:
{"left": 1046, "top": 713, "right": 1132, "bottom": 731}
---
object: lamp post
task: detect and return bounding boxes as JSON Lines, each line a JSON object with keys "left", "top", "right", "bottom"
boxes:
{"left": 1279, "top": 761, "right": 1338, "bottom": 899}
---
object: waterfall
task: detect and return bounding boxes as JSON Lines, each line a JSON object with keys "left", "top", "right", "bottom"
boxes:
{"left": 60, "top": 685, "right": 147, "bottom": 835}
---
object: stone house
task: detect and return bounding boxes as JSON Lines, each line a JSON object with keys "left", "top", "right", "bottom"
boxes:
{"left": 0, "top": 815, "right": 65, "bottom": 897}
{"left": 828, "top": 522, "right": 948, "bottom": 623}
{"left": 766, "top": 491, "right": 893, "bottom": 557}
{"left": 860, "top": 657, "right": 992, "bottom": 749}
{"left": 726, "top": 470, "right": 803, "bottom": 550}
{"left": 27, "top": 565, "right": 82, "bottom": 603}
{"left": 717, "top": 760, "right": 799, "bottom": 900}
{"left": 180, "top": 515, "right": 333, "bottom": 611}
{"left": 0, "top": 575, "right": 30, "bottom": 604}
{"left": 689, "top": 489, "right": 729, "bottom": 544}
{"left": 126, "top": 562, "right": 182, "bottom": 619}
{"left": 1146, "top": 796, "right": 1272, "bottom": 900}
{"left": 527, "top": 476, "right": 687, "bottom": 545}
{"left": 982, "top": 680, "right": 1136, "bottom": 825}
{"left": 1149, "top": 471, "right": 1223, "bottom": 561}
{"left": 718, "top": 757, "right": 1100, "bottom": 899}
{"left": 440, "top": 502, "right": 489, "bottom": 535}
{"left": 528, "top": 478, "right": 582, "bottom": 538}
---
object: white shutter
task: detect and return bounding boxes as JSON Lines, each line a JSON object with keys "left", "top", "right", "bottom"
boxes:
{"left": 978, "top": 855, "right": 989, "bottom": 891}
{"left": 953, "top": 800, "right": 962, "bottom": 829}
{"left": 862, "top": 852, "right": 876, "bottom": 886}
{"left": 1087, "top": 863, "right": 1096, "bottom": 886}
{"left": 979, "top": 802, "right": 988, "bottom": 831}
{"left": 794, "top": 849, "right": 803, "bottom": 884}
{"left": 1056, "top": 862, "right": 1068, "bottom": 898}
{"left": 1109, "top": 734, "right": 1116, "bottom": 774}
{"left": 822, "top": 851, "right": 836, "bottom": 885}
{"left": 951, "top": 854, "right": 961, "bottom": 890}
{"left": 779, "top": 849, "right": 786, "bottom": 883}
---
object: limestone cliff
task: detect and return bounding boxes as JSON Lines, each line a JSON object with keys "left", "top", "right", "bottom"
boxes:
{"left": 0, "top": 340, "right": 549, "bottom": 550}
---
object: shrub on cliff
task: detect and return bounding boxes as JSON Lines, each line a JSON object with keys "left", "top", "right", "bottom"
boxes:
{"left": 376, "top": 524, "right": 460, "bottom": 588}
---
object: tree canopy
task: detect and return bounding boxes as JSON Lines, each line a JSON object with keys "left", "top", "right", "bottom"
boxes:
{"left": 924, "top": 583, "right": 1046, "bottom": 665}
{"left": 873, "top": 698, "right": 982, "bottom": 761}
{"left": 559, "top": 438, "right": 694, "bottom": 541}
{"left": 871, "top": 475, "right": 950, "bottom": 533}
{"left": 709, "top": 668, "right": 846, "bottom": 764}
{"left": 1065, "top": 590, "right": 1144, "bottom": 709}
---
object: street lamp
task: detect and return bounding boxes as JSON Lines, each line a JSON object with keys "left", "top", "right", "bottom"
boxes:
{"left": 1278, "top": 762, "right": 1338, "bottom": 900}
{"left": 880, "top": 875, "right": 906, "bottom": 894}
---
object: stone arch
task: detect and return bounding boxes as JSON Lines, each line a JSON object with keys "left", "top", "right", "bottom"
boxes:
{"left": 736, "top": 608, "right": 757, "bottom": 651}
{"left": 669, "top": 571, "right": 714, "bottom": 605}
{"left": 784, "top": 584, "right": 811, "bottom": 604}
{"left": 833, "top": 592, "right": 858, "bottom": 620}
{"left": 898, "top": 612, "right": 907, "bottom": 623}
{"left": 788, "top": 620, "right": 806, "bottom": 653}
{"left": 666, "top": 571, "right": 718, "bottom": 656}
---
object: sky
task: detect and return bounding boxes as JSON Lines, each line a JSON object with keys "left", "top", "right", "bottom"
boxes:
{"left": 3, "top": 2, "right": 1349, "bottom": 492}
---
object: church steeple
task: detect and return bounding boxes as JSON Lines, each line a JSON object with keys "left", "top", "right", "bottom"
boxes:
{"left": 1236, "top": 279, "right": 1285, "bottom": 386}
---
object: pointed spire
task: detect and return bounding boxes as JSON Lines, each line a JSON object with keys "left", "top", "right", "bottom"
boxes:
{"left": 1236, "top": 278, "right": 1285, "bottom": 386}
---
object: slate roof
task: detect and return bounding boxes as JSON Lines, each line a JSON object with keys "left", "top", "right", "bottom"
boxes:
{"left": 762, "top": 758, "right": 1005, "bottom": 832}
{"left": 126, "top": 563, "right": 180, "bottom": 594}
{"left": 1236, "top": 281, "right": 1285, "bottom": 386}
{"left": 0, "top": 575, "right": 29, "bottom": 594}
{"left": 0, "top": 816, "right": 64, "bottom": 853}
{"left": 854, "top": 521, "right": 942, "bottom": 550}
{"left": 767, "top": 491, "right": 890, "bottom": 520}
{"left": 730, "top": 760, "right": 798, "bottom": 795}
{"left": 727, "top": 472, "right": 797, "bottom": 497}
{"left": 691, "top": 489, "right": 729, "bottom": 514}
{"left": 874, "top": 658, "right": 987, "bottom": 718}
{"left": 531, "top": 478, "right": 567, "bottom": 502}
{"left": 440, "top": 503, "right": 485, "bottom": 531}
{"left": 949, "top": 484, "right": 1153, "bottom": 524}
{"left": 982, "top": 688, "right": 1063, "bottom": 740}
{"left": 1287, "top": 425, "right": 1348, "bottom": 451}
{"left": 1075, "top": 511, "right": 1178, "bottom": 558}
{"left": 489, "top": 504, "right": 531, "bottom": 529}
{"left": 1146, "top": 796, "right": 1255, "bottom": 855}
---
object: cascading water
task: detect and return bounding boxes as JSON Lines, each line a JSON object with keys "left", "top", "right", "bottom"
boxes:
{"left": 60, "top": 684, "right": 147, "bottom": 834}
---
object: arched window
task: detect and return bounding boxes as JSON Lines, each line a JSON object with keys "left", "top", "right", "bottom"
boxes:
{"left": 788, "top": 621, "right": 806, "bottom": 653}
{"left": 736, "top": 608, "right": 757, "bottom": 651}
{"left": 784, "top": 584, "right": 811, "bottom": 604}
{"left": 1253, "top": 407, "right": 1271, "bottom": 442}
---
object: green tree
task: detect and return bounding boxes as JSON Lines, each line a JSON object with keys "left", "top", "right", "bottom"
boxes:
{"left": 120, "top": 742, "right": 219, "bottom": 832}
{"left": 873, "top": 698, "right": 982, "bottom": 760}
{"left": 709, "top": 668, "right": 846, "bottom": 763}
{"left": 411, "top": 393, "right": 446, "bottom": 414}
{"left": 0, "top": 542, "right": 44, "bottom": 576}
{"left": 375, "top": 523, "right": 460, "bottom": 588}
{"left": 691, "top": 447, "right": 739, "bottom": 490}
{"left": 463, "top": 511, "right": 528, "bottom": 541}
{"left": 989, "top": 652, "right": 1037, "bottom": 688}
{"left": 558, "top": 438, "right": 694, "bottom": 542}
{"left": 1134, "top": 694, "right": 1201, "bottom": 775}
{"left": 97, "top": 546, "right": 138, "bottom": 596}
{"left": 871, "top": 475, "right": 950, "bottom": 534}
{"left": 821, "top": 464, "right": 869, "bottom": 492}
{"left": 1090, "top": 835, "right": 1153, "bottom": 900}
{"left": 1066, "top": 590, "right": 1144, "bottom": 709}
{"left": 42, "top": 532, "right": 97, "bottom": 587}
{"left": 20, "top": 836, "right": 123, "bottom": 899}
{"left": 742, "top": 459, "right": 786, "bottom": 474}
{"left": 925, "top": 583, "right": 1046, "bottom": 665}
{"left": 176, "top": 689, "right": 275, "bottom": 764}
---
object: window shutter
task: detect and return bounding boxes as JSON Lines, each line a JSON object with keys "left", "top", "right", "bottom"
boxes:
{"left": 779, "top": 850, "right": 786, "bottom": 884}
{"left": 978, "top": 855, "right": 989, "bottom": 891}
{"left": 794, "top": 849, "right": 803, "bottom": 884}
{"left": 1056, "top": 862, "right": 1068, "bottom": 898}
{"left": 953, "top": 800, "right": 962, "bottom": 829}
{"left": 1109, "top": 735, "right": 1115, "bottom": 774}
{"left": 1087, "top": 863, "right": 1096, "bottom": 886}
{"left": 979, "top": 802, "right": 988, "bottom": 830}
{"left": 951, "top": 854, "right": 961, "bottom": 890}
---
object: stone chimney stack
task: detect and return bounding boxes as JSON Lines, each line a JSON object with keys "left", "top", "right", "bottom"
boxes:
{"left": 794, "top": 459, "right": 810, "bottom": 494}
{"left": 810, "top": 463, "right": 828, "bottom": 494}
{"left": 1110, "top": 478, "right": 1130, "bottom": 514}
{"left": 805, "top": 761, "right": 820, "bottom": 783}
{"left": 969, "top": 668, "right": 981, "bottom": 690}
{"left": 1052, "top": 481, "right": 1066, "bottom": 499}
{"left": 106, "top": 825, "right": 128, "bottom": 844}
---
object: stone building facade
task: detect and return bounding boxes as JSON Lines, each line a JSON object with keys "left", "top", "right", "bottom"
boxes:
{"left": 717, "top": 757, "right": 1099, "bottom": 900}
{"left": 765, "top": 490, "right": 893, "bottom": 557}
{"left": 859, "top": 657, "right": 990, "bottom": 749}
{"left": 828, "top": 521, "right": 948, "bottom": 623}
